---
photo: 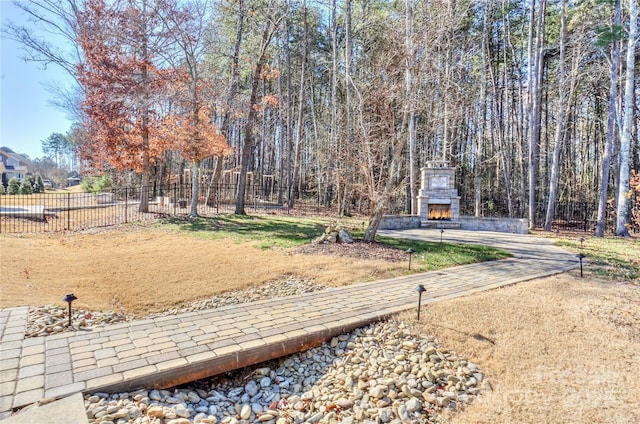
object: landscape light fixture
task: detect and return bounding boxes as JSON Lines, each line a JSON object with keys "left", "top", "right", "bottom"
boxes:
{"left": 62, "top": 293, "right": 78, "bottom": 327}
{"left": 440, "top": 229, "right": 445, "bottom": 243}
{"left": 579, "top": 237, "right": 585, "bottom": 251}
{"left": 577, "top": 253, "right": 586, "bottom": 278}
{"left": 415, "top": 284, "right": 426, "bottom": 321}
{"left": 406, "top": 248, "right": 415, "bottom": 270}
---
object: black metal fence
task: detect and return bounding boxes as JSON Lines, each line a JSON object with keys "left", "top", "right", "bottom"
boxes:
{"left": 458, "top": 196, "right": 637, "bottom": 234}
{"left": 0, "top": 183, "right": 336, "bottom": 234}
{"left": 0, "top": 182, "right": 636, "bottom": 234}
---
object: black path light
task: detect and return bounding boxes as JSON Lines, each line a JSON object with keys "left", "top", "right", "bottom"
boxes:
{"left": 579, "top": 237, "right": 586, "bottom": 251}
{"left": 577, "top": 253, "right": 586, "bottom": 278}
{"left": 440, "top": 228, "right": 445, "bottom": 243}
{"left": 406, "top": 248, "right": 415, "bottom": 270}
{"left": 415, "top": 284, "right": 426, "bottom": 321}
{"left": 62, "top": 293, "right": 78, "bottom": 327}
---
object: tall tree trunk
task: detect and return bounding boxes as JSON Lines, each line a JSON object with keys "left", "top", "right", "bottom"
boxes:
{"left": 324, "top": 0, "right": 338, "bottom": 207}
{"left": 544, "top": 0, "right": 567, "bottom": 231}
{"left": 615, "top": 0, "right": 638, "bottom": 236}
{"left": 288, "top": 0, "right": 308, "bottom": 209}
{"left": 405, "top": 0, "right": 418, "bottom": 215}
{"left": 277, "top": 52, "right": 285, "bottom": 205}
{"left": 140, "top": 153, "right": 150, "bottom": 213}
{"left": 215, "top": 0, "right": 244, "bottom": 186}
{"left": 476, "top": 2, "right": 489, "bottom": 217}
{"left": 285, "top": 12, "right": 293, "bottom": 209}
{"left": 596, "top": 0, "right": 621, "bottom": 237}
{"left": 528, "top": 0, "right": 546, "bottom": 228}
{"left": 138, "top": 0, "right": 150, "bottom": 213}
{"left": 189, "top": 160, "right": 199, "bottom": 217}
{"left": 342, "top": 0, "right": 353, "bottom": 217}
{"left": 235, "top": 19, "right": 273, "bottom": 215}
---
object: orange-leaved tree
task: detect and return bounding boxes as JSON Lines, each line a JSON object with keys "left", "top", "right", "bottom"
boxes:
{"left": 155, "top": 0, "right": 230, "bottom": 217}
{"left": 76, "top": 0, "right": 172, "bottom": 212}
{"left": 160, "top": 107, "right": 229, "bottom": 217}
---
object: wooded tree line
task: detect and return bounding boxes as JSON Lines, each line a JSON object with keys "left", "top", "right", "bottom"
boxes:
{"left": 5, "top": 0, "right": 639, "bottom": 237}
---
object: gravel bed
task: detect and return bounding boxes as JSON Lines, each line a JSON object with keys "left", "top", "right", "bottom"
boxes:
{"left": 84, "top": 321, "right": 486, "bottom": 424}
{"left": 25, "top": 276, "right": 326, "bottom": 338}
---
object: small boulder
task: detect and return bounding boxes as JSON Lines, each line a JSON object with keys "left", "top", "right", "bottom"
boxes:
{"left": 338, "top": 228, "right": 354, "bottom": 243}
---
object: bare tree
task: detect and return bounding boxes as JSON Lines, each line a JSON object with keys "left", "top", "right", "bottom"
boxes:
{"left": 213, "top": 0, "right": 245, "bottom": 187}
{"left": 341, "top": 0, "right": 354, "bottom": 217}
{"left": 527, "top": 0, "right": 547, "bottom": 229}
{"left": 615, "top": 0, "right": 638, "bottom": 236}
{"left": 405, "top": 0, "right": 418, "bottom": 215}
{"left": 234, "top": 0, "right": 285, "bottom": 215}
{"left": 3, "top": 0, "right": 83, "bottom": 80}
{"left": 596, "top": 0, "right": 622, "bottom": 237}
{"left": 544, "top": 0, "right": 568, "bottom": 231}
{"left": 323, "top": 0, "right": 339, "bottom": 207}
{"left": 287, "top": 0, "right": 308, "bottom": 209}
{"left": 3, "top": 1, "right": 85, "bottom": 122}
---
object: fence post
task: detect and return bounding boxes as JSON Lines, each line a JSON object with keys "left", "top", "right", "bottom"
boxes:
{"left": 67, "top": 192, "right": 71, "bottom": 230}
{"left": 173, "top": 183, "right": 177, "bottom": 216}
{"left": 125, "top": 187, "right": 128, "bottom": 223}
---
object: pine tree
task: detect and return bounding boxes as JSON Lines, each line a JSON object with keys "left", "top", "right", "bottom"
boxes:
{"left": 8, "top": 177, "right": 20, "bottom": 195}
{"left": 34, "top": 174, "right": 45, "bottom": 193}
{"left": 19, "top": 178, "right": 34, "bottom": 195}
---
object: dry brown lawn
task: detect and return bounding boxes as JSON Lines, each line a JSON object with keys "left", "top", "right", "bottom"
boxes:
{"left": 0, "top": 226, "right": 403, "bottom": 313}
{"left": 400, "top": 274, "right": 640, "bottom": 423}
{"left": 2, "top": 226, "right": 639, "bottom": 423}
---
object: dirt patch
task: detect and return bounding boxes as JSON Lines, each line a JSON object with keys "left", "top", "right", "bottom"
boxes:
{"left": 0, "top": 227, "right": 405, "bottom": 314}
{"left": 292, "top": 240, "right": 407, "bottom": 262}
{"left": 399, "top": 274, "right": 640, "bottom": 423}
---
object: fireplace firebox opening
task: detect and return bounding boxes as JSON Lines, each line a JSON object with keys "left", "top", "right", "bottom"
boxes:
{"left": 428, "top": 204, "right": 451, "bottom": 220}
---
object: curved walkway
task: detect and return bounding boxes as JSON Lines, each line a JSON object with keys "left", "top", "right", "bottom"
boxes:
{"left": 0, "top": 229, "right": 578, "bottom": 419}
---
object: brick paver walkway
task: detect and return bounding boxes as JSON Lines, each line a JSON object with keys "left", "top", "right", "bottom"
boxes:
{"left": 0, "top": 230, "right": 578, "bottom": 419}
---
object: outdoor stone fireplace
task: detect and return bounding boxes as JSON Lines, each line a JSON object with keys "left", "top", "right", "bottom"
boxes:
{"left": 417, "top": 160, "right": 461, "bottom": 228}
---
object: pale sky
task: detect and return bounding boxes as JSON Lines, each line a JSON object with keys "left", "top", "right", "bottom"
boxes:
{"left": 0, "top": 1, "right": 74, "bottom": 160}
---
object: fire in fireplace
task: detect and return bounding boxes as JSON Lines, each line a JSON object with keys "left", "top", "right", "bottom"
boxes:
{"left": 428, "top": 204, "right": 451, "bottom": 220}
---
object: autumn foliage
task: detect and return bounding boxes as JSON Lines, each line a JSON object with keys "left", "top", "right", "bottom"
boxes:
{"left": 160, "top": 109, "right": 230, "bottom": 162}
{"left": 75, "top": 0, "right": 229, "bottom": 173}
{"left": 630, "top": 170, "right": 640, "bottom": 230}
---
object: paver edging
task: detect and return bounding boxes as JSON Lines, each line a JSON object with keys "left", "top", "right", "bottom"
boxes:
{"left": 82, "top": 314, "right": 390, "bottom": 395}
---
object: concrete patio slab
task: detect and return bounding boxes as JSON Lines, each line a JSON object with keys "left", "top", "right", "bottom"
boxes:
{"left": 0, "top": 393, "right": 87, "bottom": 424}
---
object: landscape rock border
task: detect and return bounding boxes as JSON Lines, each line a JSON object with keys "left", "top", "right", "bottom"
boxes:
{"left": 84, "top": 320, "right": 487, "bottom": 424}
{"left": 25, "top": 277, "right": 327, "bottom": 338}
